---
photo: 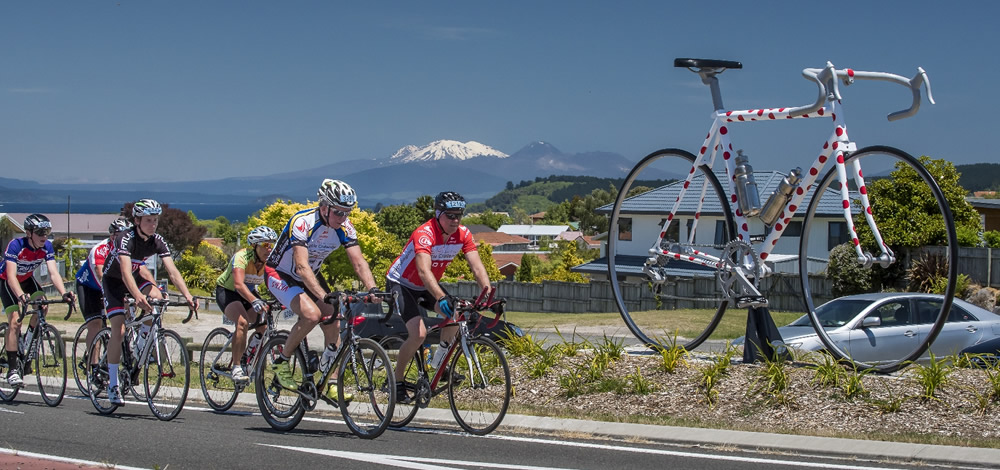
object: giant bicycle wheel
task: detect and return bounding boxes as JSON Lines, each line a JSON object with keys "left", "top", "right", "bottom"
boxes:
{"left": 34, "top": 324, "right": 66, "bottom": 407}
{"left": 143, "top": 329, "right": 190, "bottom": 421}
{"left": 254, "top": 334, "right": 306, "bottom": 432}
{"left": 337, "top": 338, "right": 395, "bottom": 439}
{"left": 86, "top": 328, "right": 118, "bottom": 414}
{"left": 448, "top": 337, "right": 511, "bottom": 435}
{"left": 0, "top": 323, "right": 17, "bottom": 402}
{"left": 377, "top": 336, "right": 421, "bottom": 428}
{"left": 199, "top": 327, "right": 239, "bottom": 412}
{"left": 608, "top": 148, "right": 736, "bottom": 351}
{"left": 799, "top": 145, "right": 957, "bottom": 374}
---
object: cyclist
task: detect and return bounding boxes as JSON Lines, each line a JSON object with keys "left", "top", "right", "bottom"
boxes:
{"left": 385, "top": 191, "right": 492, "bottom": 403}
{"left": 2, "top": 214, "right": 76, "bottom": 386}
{"left": 214, "top": 225, "right": 278, "bottom": 384}
{"left": 264, "top": 179, "right": 377, "bottom": 400}
{"left": 101, "top": 199, "right": 198, "bottom": 406}
{"left": 74, "top": 218, "right": 156, "bottom": 384}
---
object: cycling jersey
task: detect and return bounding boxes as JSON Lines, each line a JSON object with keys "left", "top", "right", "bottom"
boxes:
{"left": 103, "top": 229, "right": 172, "bottom": 279}
{"left": 386, "top": 219, "right": 477, "bottom": 290}
{"left": 75, "top": 238, "right": 113, "bottom": 291}
{"left": 0, "top": 236, "right": 55, "bottom": 283}
{"left": 217, "top": 247, "right": 267, "bottom": 291}
{"left": 265, "top": 207, "right": 359, "bottom": 282}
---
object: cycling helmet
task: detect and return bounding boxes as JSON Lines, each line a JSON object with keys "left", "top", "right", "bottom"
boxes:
{"left": 132, "top": 199, "right": 163, "bottom": 217}
{"left": 317, "top": 179, "right": 357, "bottom": 208}
{"left": 246, "top": 226, "right": 278, "bottom": 246}
{"left": 23, "top": 214, "right": 52, "bottom": 232}
{"left": 108, "top": 218, "right": 133, "bottom": 234}
{"left": 434, "top": 191, "right": 466, "bottom": 211}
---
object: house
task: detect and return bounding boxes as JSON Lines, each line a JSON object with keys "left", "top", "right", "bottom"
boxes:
{"left": 0, "top": 214, "right": 25, "bottom": 255}
{"left": 572, "top": 171, "right": 858, "bottom": 281}
{"left": 968, "top": 197, "right": 1000, "bottom": 232}
{"left": 474, "top": 231, "right": 532, "bottom": 252}
{"left": 464, "top": 224, "right": 496, "bottom": 235}
{"left": 496, "top": 224, "right": 571, "bottom": 247}
{"left": 492, "top": 252, "right": 550, "bottom": 281}
{"left": 6, "top": 212, "right": 122, "bottom": 242}
{"left": 528, "top": 211, "right": 546, "bottom": 224}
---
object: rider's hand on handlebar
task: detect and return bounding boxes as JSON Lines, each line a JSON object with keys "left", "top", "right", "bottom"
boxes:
{"left": 138, "top": 296, "right": 153, "bottom": 313}
{"left": 251, "top": 299, "right": 267, "bottom": 313}
{"left": 17, "top": 293, "right": 30, "bottom": 309}
{"left": 185, "top": 295, "right": 199, "bottom": 313}
{"left": 437, "top": 295, "right": 455, "bottom": 319}
{"left": 62, "top": 291, "right": 76, "bottom": 303}
{"left": 365, "top": 286, "right": 380, "bottom": 303}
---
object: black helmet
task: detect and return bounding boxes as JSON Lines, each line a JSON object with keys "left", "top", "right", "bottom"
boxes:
{"left": 434, "top": 191, "right": 466, "bottom": 212}
{"left": 108, "top": 218, "right": 133, "bottom": 234}
{"left": 24, "top": 214, "right": 52, "bottom": 234}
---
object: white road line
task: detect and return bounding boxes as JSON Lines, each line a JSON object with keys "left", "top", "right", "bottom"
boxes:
{"left": 0, "top": 406, "right": 23, "bottom": 414}
{"left": 0, "top": 447, "right": 149, "bottom": 470}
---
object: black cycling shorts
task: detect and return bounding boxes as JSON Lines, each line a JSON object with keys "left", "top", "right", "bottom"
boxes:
{"left": 102, "top": 273, "right": 154, "bottom": 319}
{"left": 214, "top": 285, "right": 260, "bottom": 312}
{"left": 387, "top": 281, "right": 448, "bottom": 323}
{"left": 76, "top": 284, "right": 105, "bottom": 321}
{"left": 1, "top": 277, "right": 42, "bottom": 316}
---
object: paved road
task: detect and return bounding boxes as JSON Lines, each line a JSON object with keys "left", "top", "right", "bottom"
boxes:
{"left": 0, "top": 387, "right": 961, "bottom": 470}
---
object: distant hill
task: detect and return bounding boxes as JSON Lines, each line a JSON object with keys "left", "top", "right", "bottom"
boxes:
{"left": 956, "top": 163, "right": 1000, "bottom": 192}
{"left": 469, "top": 175, "right": 675, "bottom": 213}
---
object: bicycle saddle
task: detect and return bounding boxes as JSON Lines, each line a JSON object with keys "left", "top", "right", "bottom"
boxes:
{"left": 674, "top": 58, "right": 742, "bottom": 70}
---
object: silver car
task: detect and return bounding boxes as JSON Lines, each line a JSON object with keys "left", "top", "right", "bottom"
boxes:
{"left": 762, "top": 293, "right": 1000, "bottom": 363}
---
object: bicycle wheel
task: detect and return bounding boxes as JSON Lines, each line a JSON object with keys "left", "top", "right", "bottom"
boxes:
{"left": 0, "top": 323, "right": 17, "bottom": 402}
{"left": 143, "top": 329, "right": 190, "bottom": 421}
{"left": 377, "top": 336, "right": 420, "bottom": 428}
{"left": 254, "top": 334, "right": 306, "bottom": 431}
{"left": 448, "top": 337, "right": 510, "bottom": 435}
{"left": 199, "top": 327, "right": 239, "bottom": 412}
{"left": 71, "top": 322, "right": 89, "bottom": 395}
{"left": 34, "top": 324, "right": 66, "bottom": 407}
{"left": 337, "top": 338, "right": 395, "bottom": 439}
{"left": 86, "top": 328, "right": 118, "bottom": 414}
{"left": 608, "top": 148, "right": 736, "bottom": 351}
{"left": 799, "top": 145, "right": 958, "bottom": 374}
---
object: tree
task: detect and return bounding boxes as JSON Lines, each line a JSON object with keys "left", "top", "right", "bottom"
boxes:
{"left": 175, "top": 241, "right": 227, "bottom": 292}
{"left": 505, "top": 181, "right": 514, "bottom": 191}
{"left": 857, "top": 156, "right": 980, "bottom": 249}
{"left": 246, "top": 199, "right": 312, "bottom": 233}
{"left": 320, "top": 208, "right": 402, "bottom": 291}
{"left": 374, "top": 204, "right": 425, "bottom": 245}
{"left": 826, "top": 243, "right": 873, "bottom": 296}
{"left": 541, "top": 201, "right": 571, "bottom": 225}
{"left": 462, "top": 210, "right": 512, "bottom": 230}
{"left": 415, "top": 195, "right": 435, "bottom": 221}
{"left": 123, "top": 202, "right": 207, "bottom": 255}
{"left": 442, "top": 242, "right": 504, "bottom": 283}
{"left": 516, "top": 253, "right": 542, "bottom": 282}
{"left": 537, "top": 240, "right": 588, "bottom": 283}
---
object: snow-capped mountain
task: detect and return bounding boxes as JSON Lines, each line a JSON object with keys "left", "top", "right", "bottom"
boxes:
{"left": 389, "top": 139, "right": 508, "bottom": 163}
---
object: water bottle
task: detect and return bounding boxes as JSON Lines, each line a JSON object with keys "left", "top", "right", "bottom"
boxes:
{"left": 319, "top": 344, "right": 338, "bottom": 374}
{"left": 759, "top": 168, "right": 802, "bottom": 226}
{"left": 429, "top": 340, "right": 450, "bottom": 370}
{"left": 733, "top": 150, "right": 762, "bottom": 218}
{"left": 20, "top": 325, "right": 35, "bottom": 353}
{"left": 244, "top": 333, "right": 262, "bottom": 364}
{"left": 136, "top": 324, "right": 151, "bottom": 353}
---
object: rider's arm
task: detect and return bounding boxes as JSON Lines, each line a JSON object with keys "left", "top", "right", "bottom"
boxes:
{"left": 159, "top": 255, "right": 197, "bottom": 311}
{"left": 5, "top": 260, "right": 25, "bottom": 300}
{"left": 464, "top": 250, "right": 492, "bottom": 293}
{"left": 44, "top": 259, "right": 71, "bottom": 298}
{"left": 415, "top": 252, "right": 446, "bottom": 302}
{"left": 118, "top": 253, "right": 146, "bottom": 304}
{"left": 232, "top": 266, "right": 259, "bottom": 304}
{"left": 137, "top": 264, "right": 155, "bottom": 285}
{"left": 344, "top": 245, "right": 377, "bottom": 291}
{"left": 292, "top": 245, "right": 327, "bottom": 300}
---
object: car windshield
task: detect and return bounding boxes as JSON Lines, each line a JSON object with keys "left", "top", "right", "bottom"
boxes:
{"left": 790, "top": 299, "right": 871, "bottom": 328}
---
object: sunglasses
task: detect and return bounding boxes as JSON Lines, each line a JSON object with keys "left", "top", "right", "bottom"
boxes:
{"left": 257, "top": 242, "right": 273, "bottom": 250}
{"left": 32, "top": 228, "right": 52, "bottom": 237}
{"left": 442, "top": 212, "right": 463, "bottom": 221}
{"left": 330, "top": 208, "right": 350, "bottom": 217}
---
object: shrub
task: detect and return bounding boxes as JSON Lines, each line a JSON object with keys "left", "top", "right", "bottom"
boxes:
{"left": 827, "top": 243, "right": 873, "bottom": 296}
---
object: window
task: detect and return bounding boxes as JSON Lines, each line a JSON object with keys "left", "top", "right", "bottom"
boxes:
{"left": 657, "top": 218, "right": 679, "bottom": 245}
{"left": 714, "top": 220, "right": 727, "bottom": 246}
{"left": 783, "top": 221, "right": 802, "bottom": 237}
{"left": 618, "top": 218, "right": 632, "bottom": 241}
{"left": 827, "top": 221, "right": 850, "bottom": 250}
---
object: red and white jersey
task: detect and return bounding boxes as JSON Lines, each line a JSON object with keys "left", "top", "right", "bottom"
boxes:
{"left": 386, "top": 220, "right": 477, "bottom": 290}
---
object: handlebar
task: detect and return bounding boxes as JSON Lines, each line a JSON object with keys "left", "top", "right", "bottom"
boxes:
{"left": 324, "top": 290, "right": 399, "bottom": 324}
{"left": 445, "top": 286, "right": 507, "bottom": 331}
{"left": 798, "top": 61, "right": 934, "bottom": 120}
{"left": 145, "top": 297, "right": 198, "bottom": 324}
{"left": 18, "top": 297, "right": 76, "bottom": 322}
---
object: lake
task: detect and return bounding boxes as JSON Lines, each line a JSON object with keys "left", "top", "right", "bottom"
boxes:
{"left": 0, "top": 201, "right": 268, "bottom": 222}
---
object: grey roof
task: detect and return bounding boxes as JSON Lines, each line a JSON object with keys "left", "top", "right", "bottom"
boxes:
{"left": 5, "top": 212, "right": 121, "bottom": 235}
{"left": 598, "top": 171, "right": 857, "bottom": 217}
{"left": 967, "top": 197, "right": 1000, "bottom": 210}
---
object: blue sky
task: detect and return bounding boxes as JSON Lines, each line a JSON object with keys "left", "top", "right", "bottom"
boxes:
{"left": 2, "top": 1, "right": 995, "bottom": 184}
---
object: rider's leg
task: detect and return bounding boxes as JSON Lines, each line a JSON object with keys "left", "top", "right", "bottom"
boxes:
{"left": 224, "top": 301, "right": 251, "bottom": 366}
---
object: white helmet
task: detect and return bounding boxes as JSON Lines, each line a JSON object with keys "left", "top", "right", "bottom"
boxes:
{"left": 317, "top": 179, "right": 357, "bottom": 208}
{"left": 246, "top": 226, "right": 278, "bottom": 246}
{"left": 132, "top": 199, "right": 162, "bottom": 217}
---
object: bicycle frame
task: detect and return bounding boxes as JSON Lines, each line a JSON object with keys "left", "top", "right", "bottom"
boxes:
{"left": 204, "top": 301, "right": 280, "bottom": 388}
{"left": 649, "top": 63, "right": 934, "bottom": 290}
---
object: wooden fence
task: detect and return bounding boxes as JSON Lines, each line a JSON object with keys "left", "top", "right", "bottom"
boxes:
{"left": 440, "top": 274, "right": 833, "bottom": 314}
{"left": 914, "top": 246, "right": 999, "bottom": 288}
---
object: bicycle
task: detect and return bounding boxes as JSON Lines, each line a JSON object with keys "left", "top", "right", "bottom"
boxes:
{"left": 379, "top": 286, "right": 512, "bottom": 435}
{"left": 608, "top": 58, "right": 953, "bottom": 373}
{"left": 253, "top": 291, "right": 396, "bottom": 439}
{"left": 85, "top": 297, "right": 196, "bottom": 420}
{"left": 0, "top": 297, "right": 75, "bottom": 406}
{"left": 70, "top": 314, "right": 106, "bottom": 396}
{"left": 198, "top": 298, "right": 289, "bottom": 412}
